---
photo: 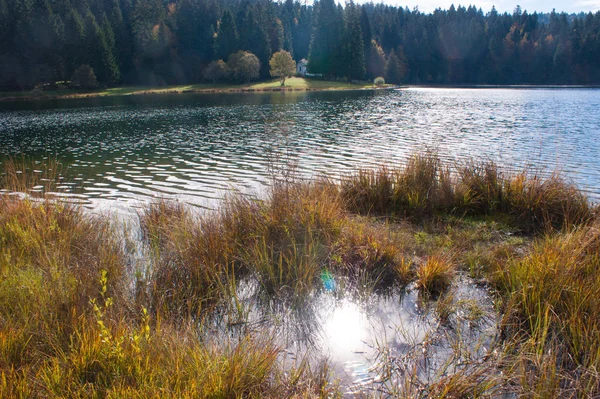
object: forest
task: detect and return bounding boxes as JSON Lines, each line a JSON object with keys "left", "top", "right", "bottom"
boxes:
{"left": 1, "top": 0, "right": 600, "bottom": 90}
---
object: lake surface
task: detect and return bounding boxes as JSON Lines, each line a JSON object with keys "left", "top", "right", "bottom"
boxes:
{"left": 1, "top": 87, "right": 599, "bottom": 213}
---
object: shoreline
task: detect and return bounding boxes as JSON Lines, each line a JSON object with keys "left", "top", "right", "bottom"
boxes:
{"left": 0, "top": 80, "right": 394, "bottom": 102}
{"left": 3, "top": 81, "right": 599, "bottom": 103}
{"left": 2, "top": 155, "right": 599, "bottom": 397}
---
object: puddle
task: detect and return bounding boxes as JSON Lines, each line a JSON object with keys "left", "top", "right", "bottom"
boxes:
{"left": 213, "top": 274, "right": 499, "bottom": 396}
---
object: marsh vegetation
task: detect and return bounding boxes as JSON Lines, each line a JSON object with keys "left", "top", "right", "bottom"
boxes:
{"left": 1, "top": 153, "right": 599, "bottom": 397}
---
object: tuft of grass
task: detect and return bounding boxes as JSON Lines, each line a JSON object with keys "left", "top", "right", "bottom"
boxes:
{"left": 330, "top": 219, "right": 409, "bottom": 287}
{"left": 492, "top": 223, "right": 600, "bottom": 397}
{"left": 456, "top": 160, "right": 504, "bottom": 213}
{"left": 341, "top": 153, "right": 593, "bottom": 233}
{"left": 341, "top": 166, "right": 394, "bottom": 215}
{"left": 394, "top": 152, "right": 448, "bottom": 216}
{"left": 341, "top": 153, "right": 451, "bottom": 218}
{"left": 504, "top": 171, "right": 592, "bottom": 232}
{"left": 139, "top": 180, "right": 347, "bottom": 311}
{"left": 139, "top": 200, "right": 235, "bottom": 318}
{"left": 416, "top": 255, "right": 455, "bottom": 295}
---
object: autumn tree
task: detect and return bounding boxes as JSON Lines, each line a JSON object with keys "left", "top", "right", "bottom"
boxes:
{"left": 71, "top": 64, "right": 97, "bottom": 89}
{"left": 203, "top": 60, "right": 229, "bottom": 83}
{"left": 228, "top": 51, "right": 260, "bottom": 83}
{"left": 269, "top": 50, "right": 296, "bottom": 85}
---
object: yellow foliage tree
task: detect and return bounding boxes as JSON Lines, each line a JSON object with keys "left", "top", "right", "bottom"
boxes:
{"left": 269, "top": 50, "right": 296, "bottom": 86}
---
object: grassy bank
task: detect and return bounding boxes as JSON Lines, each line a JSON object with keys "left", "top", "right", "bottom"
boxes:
{"left": 0, "top": 77, "right": 389, "bottom": 102}
{"left": 1, "top": 154, "right": 599, "bottom": 397}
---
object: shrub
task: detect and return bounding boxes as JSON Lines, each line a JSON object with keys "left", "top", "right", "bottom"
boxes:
{"left": 71, "top": 64, "right": 97, "bottom": 89}
{"left": 228, "top": 51, "right": 260, "bottom": 83}
{"left": 203, "top": 59, "right": 230, "bottom": 83}
{"left": 374, "top": 76, "right": 385, "bottom": 85}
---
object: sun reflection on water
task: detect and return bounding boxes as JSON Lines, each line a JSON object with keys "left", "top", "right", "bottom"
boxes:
{"left": 324, "top": 301, "right": 366, "bottom": 354}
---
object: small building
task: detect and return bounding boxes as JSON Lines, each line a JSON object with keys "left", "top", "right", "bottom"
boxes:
{"left": 296, "top": 59, "right": 308, "bottom": 76}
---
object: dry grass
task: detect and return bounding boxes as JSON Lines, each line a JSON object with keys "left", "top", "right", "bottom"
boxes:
{"left": 342, "top": 153, "right": 594, "bottom": 232}
{"left": 0, "top": 164, "right": 336, "bottom": 398}
{"left": 491, "top": 223, "right": 600, "bottom": 397}
{"left": 0, "top": 157, "right": 64, "bottom": 195}
{"left": 1, "top": 153, "right": 599, "bottom": 397}
{"left": 415, "top": 255, "right": 455, "bottom": 296}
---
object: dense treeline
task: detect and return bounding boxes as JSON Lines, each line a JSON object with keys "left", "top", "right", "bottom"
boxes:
{"left": 1, "top": 0, "right": 600, "bottom": 89}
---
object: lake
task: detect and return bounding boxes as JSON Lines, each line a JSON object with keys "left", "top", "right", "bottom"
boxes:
{"left": 1, "top": 87, "right": 599, "bottom": 213}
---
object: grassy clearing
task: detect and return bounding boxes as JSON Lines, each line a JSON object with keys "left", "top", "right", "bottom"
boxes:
{"left": 1, "top": 153, "right": 599, "bottom": 396}
{"left": 0, "top": 78, "right": 385, "bottom": 101}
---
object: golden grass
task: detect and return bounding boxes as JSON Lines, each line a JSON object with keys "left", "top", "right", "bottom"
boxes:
{"left": 490, "top": 223, "right": 600, "bottom": 396}
{"left": 1, "top": 153, "right": 599, "bottom": 396}
{"left": 341, "top": 153, "right": 593, "bottom": 232}
{"left": 416, "top": 255, "right": 455, "bottom": 295}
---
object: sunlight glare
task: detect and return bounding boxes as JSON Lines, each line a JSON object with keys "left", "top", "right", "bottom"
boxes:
{"left": 324, "top": 301, "right": 366, "bottom": 353}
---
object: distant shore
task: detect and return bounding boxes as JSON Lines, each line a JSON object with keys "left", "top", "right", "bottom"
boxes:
{"left": 0, "top": 77, "right": 392, "bottom": 102}
{"left": 3, "top": 80, "right": 599, "bottom": 102}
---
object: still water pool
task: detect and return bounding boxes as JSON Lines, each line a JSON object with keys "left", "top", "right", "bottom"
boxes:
{"left": 1, "top": 87, "right": 599, "bottom": 213}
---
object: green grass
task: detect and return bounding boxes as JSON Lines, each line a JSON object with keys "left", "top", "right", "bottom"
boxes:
{"left": 2, "top": 153, "right": 600, "bottom": 397}
{"left": 0, "top": 77, "right": 387, "bottom": 101}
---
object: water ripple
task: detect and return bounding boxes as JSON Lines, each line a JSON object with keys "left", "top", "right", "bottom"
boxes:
{"left": 1, "top": 88, "right": 599, "bottom": 212}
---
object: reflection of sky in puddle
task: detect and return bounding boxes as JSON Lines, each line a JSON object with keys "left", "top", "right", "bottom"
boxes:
{"left": 221, "top": 275, "right": 498, "bottom": 396}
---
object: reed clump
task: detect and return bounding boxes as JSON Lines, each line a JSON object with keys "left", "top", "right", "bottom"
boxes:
{"left": 342, "top": 153, "right": 593, "bottom": 232}
{"left": 0, "top": 158, "right": 63, "bottom": 195}
{"left": 491, "top": 223, "right": 600, "bottom": 396}
{"left": 139, "top": 180, "right": 348, "bottom": 310}
{"left": 139, "top": 200, "right": 235, "bottom": 318}
{"left": 341, "top": 153, "right": 453, "bottom": 218}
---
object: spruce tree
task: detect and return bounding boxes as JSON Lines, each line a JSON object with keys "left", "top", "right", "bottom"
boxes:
{"left": 215, "top": 9, "right": 238, "bottom": 60}
{"left": 240, "top": 6, "right": 271, "bottom": 78}
{"left": 308, "top": 0, "right": 342, "bottom": 76}
{"left": 343, "top": 3, "right": 365, "bottom": 80}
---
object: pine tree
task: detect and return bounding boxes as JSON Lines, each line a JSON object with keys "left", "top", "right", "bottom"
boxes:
{"left": 240, "top": 6, "right": 271, "bottom": 78}
{"left": 308, "top": 0, "right": 343, "bottom": 76}
{"left": 368, "top": 40, "right": 386, "bottom": 79}
{"left": 343, "top": 3, "right": 365, "bottom": 80}
{"left": 385, "top": 48, "right": 407, "bottom": 84}
{"left": 215, "top": 9, "right": 238, "bottom": 60}
{"left": 84, "top": 11, "right": 120, "bottom": 84}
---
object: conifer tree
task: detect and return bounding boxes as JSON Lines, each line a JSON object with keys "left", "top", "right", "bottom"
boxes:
{"left": 343, "top": 3, "right": 365, "bottom": 80}
{"left": 240, "top": 6, "right": 271, "bottom": 78}
{"left": 215, "top": 9, "right": 239, "bottom": 60}
{"left": 308, "top": 0, "right": 342, "bottom": 76}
